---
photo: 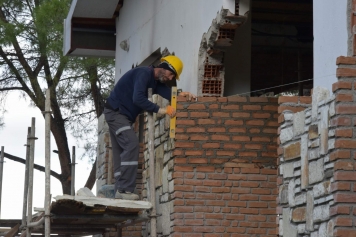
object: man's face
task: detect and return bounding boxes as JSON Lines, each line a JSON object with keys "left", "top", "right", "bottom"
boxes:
{"left": 158, "top": 69, "right": 176, "bottom": 83}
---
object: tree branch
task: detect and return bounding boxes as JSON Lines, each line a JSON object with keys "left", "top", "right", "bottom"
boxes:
{"left": 84, "top": 158, "right": 96, "bottom": 190}
{"left": 0, "top": 87, "right": 24, "bottom": 91}
{"left": 1, "top": 152, "right": 61, "bottom": 181}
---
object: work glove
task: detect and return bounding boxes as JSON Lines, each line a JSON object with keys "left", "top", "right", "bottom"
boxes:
{"left": 158, "top": 105, "right": 176, "bottom": 118}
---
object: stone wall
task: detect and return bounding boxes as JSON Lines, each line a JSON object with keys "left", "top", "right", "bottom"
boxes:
{"left": 142, "top": 95, "right": 279, "bottom": 237}
{"left": 277, "top": 56, "right": 356, "bottom": 236}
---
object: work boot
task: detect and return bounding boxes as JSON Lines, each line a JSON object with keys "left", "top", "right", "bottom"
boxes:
{"left": 115, "top": 191, "right": 139, "bottom": 200}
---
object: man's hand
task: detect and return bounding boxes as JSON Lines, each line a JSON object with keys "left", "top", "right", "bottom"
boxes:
{"left": 179, "top": 92, "right": 197, "bottom": 101}
{"left": 158, "top": 105, "right": 176, "bottom": 117}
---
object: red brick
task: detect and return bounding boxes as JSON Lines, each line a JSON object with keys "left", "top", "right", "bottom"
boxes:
{"left": 334, "top": 217, "right": 353, "bottom": 227}
{"left": 239, "top": 194, "right": 259, "bottom": 201}
{"left": 330, "top": 205, "right": 351, "bottom": 216}
{"left": 176, "top": 112, "right": 188, "bottom": 117}
{"left": 335, "top": 128, "right": 353, "bottom": 138}
{"left": 228, "top": 128, "right": 246, "bottom": 133}
{"left": 206, "top": 200, "right": 227, "bottom": 205}
{"left": 196, "top": 166, "right": 215, "bottom": 172}
{"left": 330, "top": 182, "right": 351, "bottom": 192}
{"left": 278, "top": 96, "right": 299, "bottom": 104}
{"left": 176, "top": 134, "right": 189, "bottom": 140}
{"left": 209, "top": 104, "right": 219, "bottom": 109}
{"left": 243, "top": 105, "right": 261, "bottom": 110}
{"left": 336, "top": 104, "right": 356, "bottom": 114}
{"left": 225, "top": 120, "right": 244, "bottom": 125}
{"left": 240, "top": 181, "right": 259, "bottom": 188}
{"left": 250, "top": 97, "right": 269, "bottom": 102}
{"left": 239, "top": 151, "right": 257, "bottom": 157}
{"left": 334, "top": 160, "right": 354, "bottom": 171}
{"left": 267, "top": 121, "right": 278, "bottom": 127}
{"left": 174, "top": 166, "right": 194, "bottom": 172}
{"left": 187, "top": 127, "right": 205, "bottom": 133}
{"left": 239, "top": 208, "right": 259, "bottom": 214}
{"left": 207, "top": 127, "right": 226, "bottom": 132}
{"left": 212, "top": 134, "right": 230, "bottom": 141}
{"left": 177, "top": 119, "right": 196, "bottom": 125}
{"left": 190, "top": 112, "right": 210, "bottom": 117}
{"left": 334, "top": 229, "right": 356, "bottom": 237}
{"left": 217, "top": 97, "right": 227, "bottom": 102}
{"left": 187, "top": 104, "right": 206, "bottom": 110}
{"left": 337, "top": 68, "right": 356, "bottom": 77}
{"left": 263, "top": 128, "right": 277, "bottom": 134}
{"left": 332, "top": 81, "right": 352, "bottom": 92}
{"left": 335, "top": 139, "right": 356, "bottom": 149}
{"left": 246, "top": 120, "right": 264, "bottom": 126}
{"left": 189, "top": 158, "right": 208, "bottom": 164}
{"left": 334, "top": 171, "right": 356, "bottom": 181}
{"left": 174, "top": 206, "right": 194, "bottom": 213}
{"left": 252, "top": 113, "right": 271, "bottom": 119}
{"left": 263, "top": 105, "right": 278, "bottom": 111}
{"left": 184, "top": 179, "right": 203, "bottom": 186}
{"left": 228, "top": 174, "right": 247, "bottom": 180}
{"left": 197, "top": 97, "right": 217, "bottom": 102}
{"left": 299, "top": 96, "right": 312, "bottom": 104}
{"left": 225, "top": 214, "right": 245, "bottom": 220}
{"left": 202, "top": 143, "right": 220, "bottom": 148}
{"left": 232, "top": 136, "right": 250, "bottom": 141}
{"left": 197, "top": 119, "right": 216, "bottom": 125}
{"left": 185, "top": 150, "right": 204, "bottom": 156}
{"left": 249, "top": 128, "right": 260, "bottom": 133}
{"left": 252, "top": 136, "right": 271, "bottom": 142}
{"left": 227, "top": 96, "right": 247, "bottom": 102}
{"left": 221, "top": 104, "right": 240, "bottom": 110}
{"left": 232, "top": 112, "right": 250, "bottom": 118}
{"left": 330, "top": 150, "right": 351, "bottom": 161}
{"left": 244, "top": 144, "right": 262, "bottom": 150}
{"left": 212, "top": 112, "right": 230, "bottom": 117}
{"left": 175, "top": 158, "right": 187, "bottom": 164}
{"left": 190, "top": 135, "right": 209, "bottom": 141}
{"left": 330, "top": 117, "right": 352, "bottom": 126}
{"left": 172, "top": 226, "right": 194, "bottom": 232}
{"left": 203, "top": 180, "right": 223, "bottom": 186}
{"left": 336, "top": 93, "right": 354, "bottom": 102}
{"left": 251, "top": 188, "right": 271, "bottom": 195}
{"left": 175, "top": 142, "right": 195, "bottom": 148}
{"left": 217, "top": 150, "right": 236, "bottom": 156}
{"left": 336, "top": 56, "right": 356, "bottom": 65}
{"left": 334, "top": 193, "right": 356, "bottom": 203}
{"left": 205, "top": 213, "right": 224, "bottom": 219}
{"left": 184, "top": 219, "right": 204, "bottom": 226}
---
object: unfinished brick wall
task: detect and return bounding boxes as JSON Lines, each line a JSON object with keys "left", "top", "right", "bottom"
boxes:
{"left": 141, "top": 95, "right": 279, "bottom": 237}
{"left": 277, "top": 56, "right": 356, "bottom": 237}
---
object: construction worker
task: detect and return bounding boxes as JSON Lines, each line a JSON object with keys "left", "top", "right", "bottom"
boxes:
{"left": 104, "top": 55, "right": 196, "bottom": 200}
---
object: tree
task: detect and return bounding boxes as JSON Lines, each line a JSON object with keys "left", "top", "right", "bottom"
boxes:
{"left": 0, "top": 0, "right": 114, "bottom": 194}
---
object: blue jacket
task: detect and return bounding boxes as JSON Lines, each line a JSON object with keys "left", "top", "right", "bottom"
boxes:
{"left": 107, "top": 66, "right": 171, "bottom": 122}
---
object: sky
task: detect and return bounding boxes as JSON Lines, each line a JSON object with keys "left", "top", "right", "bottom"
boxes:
{"left": 0, "top": 91, "right": 95, "bottom": 219}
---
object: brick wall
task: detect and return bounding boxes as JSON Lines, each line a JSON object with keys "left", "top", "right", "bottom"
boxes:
{"left": 141, "top": 95, "right": 279, "bottom": 237}
{"left": 277, "top": 56, "right": 356, "bottom": 236}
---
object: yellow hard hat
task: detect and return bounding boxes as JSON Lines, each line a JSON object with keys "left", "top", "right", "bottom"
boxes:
{"left": 160, "top": 55, "right": 183, "bottom": 80}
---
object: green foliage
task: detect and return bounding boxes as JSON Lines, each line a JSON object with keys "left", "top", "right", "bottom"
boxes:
{"left": 0, "top": 0, "right": 115, "bottom": 170}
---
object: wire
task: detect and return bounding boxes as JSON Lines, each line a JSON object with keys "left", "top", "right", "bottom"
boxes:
{"left": 233, "top": 74, "right": 337, "bottom": 96}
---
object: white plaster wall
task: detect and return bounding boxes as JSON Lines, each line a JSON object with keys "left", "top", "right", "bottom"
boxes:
{"left": 114, "top": 0, "right": 235, "bottom": 94}
{"left": 314, "top": 0, "right": 348, "bottom": 92}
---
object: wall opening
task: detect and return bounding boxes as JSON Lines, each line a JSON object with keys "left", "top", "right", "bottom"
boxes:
{"left": 250, "top": 0, "right": 313, "bottom": 96}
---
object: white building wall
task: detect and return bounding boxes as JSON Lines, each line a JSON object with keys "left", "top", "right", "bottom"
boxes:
{"left": 314, "top": 0, "right": 349, "bottom": 92}
{"left": 114, "top": 0, "right": 235, "bottom": 94}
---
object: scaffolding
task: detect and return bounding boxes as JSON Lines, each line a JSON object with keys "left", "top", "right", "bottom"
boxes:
{"left": 0, "top": 89, "right": 158, "bottom": 237}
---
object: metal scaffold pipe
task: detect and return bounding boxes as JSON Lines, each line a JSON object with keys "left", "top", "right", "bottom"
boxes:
{"left": 21, "top": 127, "right": 31, "bottom": 232}
{"left": 44, "top": 89, "right": 51, "bottom": 237}
{"left": 27, "top": 117, "right": 37, "bottom": 237}
{"left": 71, "top": 146, "right": 76, "bottom": 196}
{"left": 0, "top": 146, "right": 4, "bottom": 218}
{"left": 147, "top": 88, "right": 157, "bottom": 237}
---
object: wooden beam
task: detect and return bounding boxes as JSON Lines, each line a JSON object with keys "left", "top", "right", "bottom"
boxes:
{"left": 4, "top": 224, "right": 20, "bottom": 237}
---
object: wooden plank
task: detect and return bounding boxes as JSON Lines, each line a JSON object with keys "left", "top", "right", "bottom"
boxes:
{"left": 4, "top": 224, "right": 20, "bottom": 237}
{"left": 169, "top": 87, "right": 177, "bottom": 138}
